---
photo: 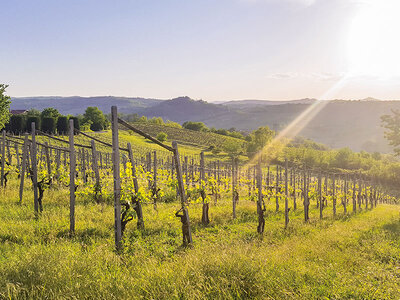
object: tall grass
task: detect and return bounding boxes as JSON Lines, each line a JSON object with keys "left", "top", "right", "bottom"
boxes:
{"left": 0, "top": 178, "right": 399, "bottom": 299}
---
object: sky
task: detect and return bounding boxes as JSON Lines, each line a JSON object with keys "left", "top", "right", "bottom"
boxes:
{"left": 1, "top": 0, "right": 400, "bottom": 101}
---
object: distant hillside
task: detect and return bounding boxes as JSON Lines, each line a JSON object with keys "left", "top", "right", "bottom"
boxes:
{"left": 127, "top": 122, "right": 246, "bottom": 150}
{"left": 138, "top": 98, "right": 398, "bottom": 153}
{"left": 215, "top": 98, "right": 317, "bottom": 108}
{"left": 137, "top": 96, "right": 241, "bottom": 124}
{"left": 9, "top": 95, "right": 400, "bottom": 153}
{"left": 10, "top": 96, "right": 162, "bottom": 115}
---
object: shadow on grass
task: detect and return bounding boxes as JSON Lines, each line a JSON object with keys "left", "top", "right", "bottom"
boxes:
{"left": 56, "top": 227, "right": 110, "bottom": 244}
{"left": 382, "top": 219, "right": 400, "bottom": 242}
{"left": 0, "top": 233, "right": 25, "bottom": 244}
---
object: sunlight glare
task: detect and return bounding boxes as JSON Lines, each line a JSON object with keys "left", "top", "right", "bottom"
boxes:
{"left": 347, "top": 0, "right": 400, "bottom": 78}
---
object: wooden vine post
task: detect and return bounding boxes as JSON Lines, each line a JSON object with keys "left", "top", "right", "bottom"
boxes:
{"left": 284, "top": 159, "right": 289, "bottom": 228}
{"left": 352, "top": 178, "right": 357, "bottom": 213}
{"left": 90, "top": 140, "right": 101, "bottom": 203}
{"left": 200, "top": 151, "right": 209, "bottom": 225}
{"left": 343, "top": 176, "right": 347, "bottom": 214}
{"left": 303, "top": 168, "right": 309, "bottom": 222}
{"left": 69, "top": 119, "right": 76, "bottom": 234}
{"left": 1, "top": 130, "right": 5, "bottom": 187}
{"left": 293, "top": 168, "right": 297, "bottom": 210}
{"left": 127, "top": 142, "right": 144, "bottom": 229}
{"left": 232, "top": 158, "right": 237, "bottom": 219}
{"left": 332, "top": 174, "right": 336, "bottom": 216}
{"left": 111, "top": 106, "right": 122, "bottom": 250}
{"left": 275, "top": 165, "right": 279, "bottom": 212}
{"left": 153, "top": 150, "right": 157, "bottom": 210}
{"left": 256, "top": 158, "right": 265, "bottom": 233}
{"left": 318, "top": 172, "right": 323, "bottom": 219}
{"left": 31, "top": 122, "right": 39, "bottom": 216}
{"left": 44, "top": 142, "right": 52, "bottom": 185}
{"left": 172, "top": 141, "right": 193, "bottom": 245}
{"left": 19, "top": 134, "right": 29, "bottom": 204}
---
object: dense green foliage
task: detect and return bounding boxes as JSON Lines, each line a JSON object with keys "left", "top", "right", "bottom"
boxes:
{"left": 56, "top": 116, "right": 68, "bottom": 134}
{"left": 381, "top": 109, "right": 400, "bottom": 155}
{"left": 40, "top": 107, "right": 61, "bottom": 121}
{"left": 83, "top": 107, "right": 108, "bottom": 131}
{"left": 9, "top": 115, "right": 24, "bottom": 134}
{"left": 25, "top": 116, "right": 40, "bottom": 132}
{"left": 246, "top": 126, "right": 275, "bottom": 156}
{"left": 69, "top": 116, "right": 80, "bottom": 132}
{"left": 41, "top": 117, "right": 56, "bottom": 134}
{"left": 0, "top": 84, "right": 11, "bottom": 130}
{"left": 156, "top": 131, "right": 168, "bottom": 142}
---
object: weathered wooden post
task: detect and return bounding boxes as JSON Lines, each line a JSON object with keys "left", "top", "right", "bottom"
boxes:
{"left": 19, "top": 134, "right": 29, "bottom": 204}
{"left": 200, "top": 151, "right": 209, "bottom": 225}
{"left": 69, "top": 119, "right": 76, "bottom": 234}
{"left": 153, "top": 150, "right": 158, "bottom": 210}
{"left": 293, "top": 168, "right": 297, "bottom": 210}
{"left": 1, "top": 130, "right": 5, "bottom": 187}
{"left": 127, "top": 142, "right": 144, "bottom": 229}
{"left": 352, "top": 178, "right": 357, "bottom": 213}
{"left": 343, "top": 176, "right": 347, "bottom": 214}
{"left": 256, "top": 158, "right": 265, "bottom": 233}
{"left": 333, "top": 174, "right": 336, "bottom": 216}
{"left": 275, "top": 165, "right": 280, "bottom": 212}
{"left": 30, "top": 123, "right": 39, "bottom": 216}
{"left": 318, "top": 172, "right": 323, "bottom": 219}
{"left": 111, "top": 106, "right": 122, "bottom": 250}
{"left": 232, "top": 159, "right": 237, "bottom": 219}
{"left": 15, "top": 144, "right": 20, "bottom": 173}
{"left": 90, "top": 140, "right": 101, "bottom": 203}
{"left": 172, "top": 141, "right": 193, "bottom": 245}
{"left": 284, "top": 158, "right": 289, "bottom": 228}
{"left": 44, "top": 142, "right": 52, "bottom": 185}
{"left": 303, "top": 169, "right": 309, "bottom": 222}
{"left": 81, "top": 148, "right": 87, "bottom": 184}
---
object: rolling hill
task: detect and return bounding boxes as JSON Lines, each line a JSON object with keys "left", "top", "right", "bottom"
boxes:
{"left": 10, "top": 95, "right": 400, "bottom": 153}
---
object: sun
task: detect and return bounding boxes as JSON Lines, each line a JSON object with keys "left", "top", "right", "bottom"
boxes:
{"left": 347, "top": 0, "right": 400, "bottom": 79}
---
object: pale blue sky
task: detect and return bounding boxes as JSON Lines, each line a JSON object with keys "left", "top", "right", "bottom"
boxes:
{"left": 2, "top": 0, "right": 399, "bottom": 100}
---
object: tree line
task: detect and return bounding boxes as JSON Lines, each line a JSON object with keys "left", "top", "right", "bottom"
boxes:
{"left": 5, "top": 106, "right": 109, "bottom": 135}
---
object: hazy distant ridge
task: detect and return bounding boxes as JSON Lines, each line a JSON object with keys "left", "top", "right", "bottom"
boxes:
{"left": 10, "top": 95, "right": 399, "bottom": 153}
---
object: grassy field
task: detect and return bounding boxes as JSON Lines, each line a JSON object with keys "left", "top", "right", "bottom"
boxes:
{"left": 34, "top": 128, "right": 243, "bottom": 162}
{"left": 0, "top": 177, "right": 399, "bottom": 299}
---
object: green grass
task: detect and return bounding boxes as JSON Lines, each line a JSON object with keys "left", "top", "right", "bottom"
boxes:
{"left": 35, "top": 128, "right": 242, "bottom": 162}
{"left": 0, "top": 177, "right": 399, "bottom": 299}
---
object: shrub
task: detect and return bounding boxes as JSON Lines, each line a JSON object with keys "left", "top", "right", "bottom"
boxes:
{"left": 25, "top": 116, "right": 40, "bottom": 132}
{"left": 41, "top": 117, "right": 56, "bottom": 134}
{"left": 56, "top": 116, "right": 68, "bottom": 135}
{"left": 10, "top": 115, "right": 25, "bottom": 134}
{"left": 69, "top": 117, "right": 80, "bottom": 132}
{"left": 157, "top": 132, "right": 168, "bottom": 142}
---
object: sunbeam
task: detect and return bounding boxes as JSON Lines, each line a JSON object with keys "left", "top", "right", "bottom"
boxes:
{"left": 244, "top": 74, "right": 351, "bottom": 168}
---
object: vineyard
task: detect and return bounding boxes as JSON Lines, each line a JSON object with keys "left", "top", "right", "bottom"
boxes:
{"left": 0, "top": 106, "right": 399, "bottom": 299}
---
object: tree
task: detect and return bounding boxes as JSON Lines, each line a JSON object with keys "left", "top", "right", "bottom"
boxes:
{"left": 69, "top": 116, "right": 80, "bottom": 132}
{"left": 83, "top": 107, "right": 107, "bottom": 131}
{"left": 165, "top": 120, "right": 182, "bottom": 128}
{"left": 26, "top": 116, "right": 40, "bottom": 133}
{"left": 156, "top": 132, "right": 168, "bottom": 142}
{"left": 41, "top": 117, "right": 56, "bottom": 134}
{"left": 0, "top": 84, "right": 11, "bottom": 130}
{"left": 246, "top": 126, "right": 275, "bottom": 156}
{"left": 9, "top": 115, "right": 25, "bottom": 134}
{"left": 26, "top": 108, "right": 41, "bottom": 117}
{"left": 57, "top": 116, "right": 68, "bottom": 135}
{"left": 381, "top": 110, "right": 400, "bottom": 155}
{"left": 182, "top": 121, "right": 208, "bottom": 131}
{"left": 149, "top": 117, "right": 164, "bottom": 125}
{"left": 41, "top": 108, "right": 60, "bottom": 121}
